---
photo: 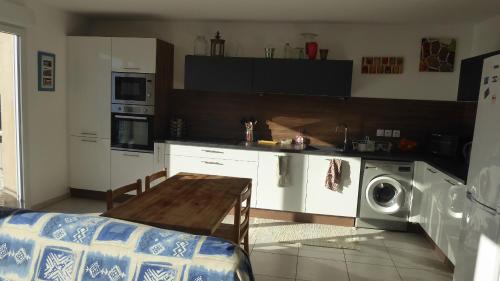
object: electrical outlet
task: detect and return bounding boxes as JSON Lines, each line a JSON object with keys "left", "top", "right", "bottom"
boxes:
{"left": 376, "top": 129, "right": 385, "bottom": 137}
{"left": 384, "top": 130, "right": 393, "bottom": 137}
{"left": 393, "top": 130, "right": 401, "bottom": 138}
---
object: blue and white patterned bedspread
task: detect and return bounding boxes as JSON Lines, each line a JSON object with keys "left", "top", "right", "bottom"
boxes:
{"left": 0, "top": 208, "right": 253, "bottom": 281}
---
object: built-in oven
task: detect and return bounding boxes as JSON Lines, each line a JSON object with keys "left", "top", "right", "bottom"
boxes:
{"left": 112, "top": 72, "right": 155, "bottom": 106}
{"left": 111, "top": 104, "right": 154, "bottom": 152}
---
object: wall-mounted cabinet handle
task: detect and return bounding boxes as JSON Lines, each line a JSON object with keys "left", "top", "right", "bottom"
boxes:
{"left": 427, "top": 168, "right": 437, "bottom": 174}
{"left": 81, "top": 139, "right": 97, "bottom": 143}
{"left": 115, "top": 115, "right": 148, "bottom": 120}
{"left": 123, "top": 153, "right": 140, "bottom": 157}
{"left": 201, "top": 149, "right": 224, "bottom": 154}
{"left": 444, "top": 179, "right": 457, "bottom": 185}
{"left": 202, "top": 161, "right": 223, "bottom": 165}
{"left": 81, "top": 132, "right": 97, "bottom": 136}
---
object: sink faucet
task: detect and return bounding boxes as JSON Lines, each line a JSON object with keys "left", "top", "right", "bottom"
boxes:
{"left": 336, "top": 123, "right": 348, "bottom": 151}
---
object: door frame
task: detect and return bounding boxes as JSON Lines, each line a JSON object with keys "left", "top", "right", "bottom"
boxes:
{"left": 0, "top": 23, "right": 26, "bottom": 208}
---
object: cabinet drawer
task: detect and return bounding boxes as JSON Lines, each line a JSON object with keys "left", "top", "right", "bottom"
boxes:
{"left": 111, "top": 150, "right": 155, "bottom": 190}
{"left": 305, "top": 155, "right": 361, "bottom": 217}
{"left": 167, "top": 155, "right": 258, "bottom": 207}
{"left": 166, "top": 144, "right": 258, "bottom": 162}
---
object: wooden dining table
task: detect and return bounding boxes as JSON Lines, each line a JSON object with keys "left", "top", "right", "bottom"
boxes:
{"left": 101, "top": 172, "right": 252, "bottom": 236}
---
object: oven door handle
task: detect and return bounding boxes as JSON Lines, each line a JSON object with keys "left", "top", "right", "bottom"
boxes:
{"left": 114, "top": 115, "right": 148, "bottom": 120}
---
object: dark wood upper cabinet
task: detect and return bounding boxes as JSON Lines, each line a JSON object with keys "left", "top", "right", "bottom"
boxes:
{"left": 457, "top": 50, "right": 500, "bottom": 101}
{"left": 185, "top": 55, "right": 253, "bottom": 93}
{"left": 184, "top": 55, "right": 353, "bottom": 97}
{"left": 253, "top": 58, "right": 352, "bottom": 96}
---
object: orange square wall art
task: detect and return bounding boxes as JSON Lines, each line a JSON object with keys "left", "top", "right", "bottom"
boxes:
{"left": 361, "top": 57, "right": 404, "bottom": 74}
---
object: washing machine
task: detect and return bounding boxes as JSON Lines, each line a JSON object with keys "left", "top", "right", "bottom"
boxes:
{"left": 356, "top": 160, "right": 413, "bottom": 231}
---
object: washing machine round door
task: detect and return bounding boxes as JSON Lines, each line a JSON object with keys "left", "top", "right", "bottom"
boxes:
{"left": 365, "top": 176, "right": 405, "bottom": 214}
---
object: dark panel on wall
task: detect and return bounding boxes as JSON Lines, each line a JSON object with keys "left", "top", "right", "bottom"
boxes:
{"left": 253, "top": 59, "right": 352, "bottom": 97}
{"left": 185, "top": 56, "right": 253, "bottom": 93}
{"left": 169, "top": 90, "right": 476, "bottom": 147}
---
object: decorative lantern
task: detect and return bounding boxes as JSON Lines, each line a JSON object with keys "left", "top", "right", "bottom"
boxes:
{"left": 210, "top": 31, "right": 225, "bottom": 57}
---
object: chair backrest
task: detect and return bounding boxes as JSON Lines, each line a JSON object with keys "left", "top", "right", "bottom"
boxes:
{"left": 106, "top": 179, "right": 142, "bottom": 210}
{"left": 234, "top": 183, "right": 252, "bottom": 243}
{"left": 145, "top": 168, "right": 168, "bottom": 190}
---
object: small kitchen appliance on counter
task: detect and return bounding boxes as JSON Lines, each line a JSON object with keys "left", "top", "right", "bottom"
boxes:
{"left": 357, "top": 160, "right": 414, "bottom": 231}
{"left": 428, "top": 133, "right": 459, "bottom": 158}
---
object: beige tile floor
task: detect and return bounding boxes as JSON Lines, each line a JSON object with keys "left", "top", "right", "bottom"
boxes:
{"left": 42, "top": 198, "right": 453, "bottom": 281}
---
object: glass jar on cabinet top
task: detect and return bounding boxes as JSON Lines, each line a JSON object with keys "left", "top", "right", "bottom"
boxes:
{"left": 193, "top": 35, "right": 208, "bottom": 56}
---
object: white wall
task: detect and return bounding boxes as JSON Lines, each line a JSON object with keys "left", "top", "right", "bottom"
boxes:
{"left": 0, "top": 0, "right": 88, "bottom": 207}
{"left": 89, "top": 20, "right": 474, "bottom": 101}
{"left": 471, "top": 14, "right": 500, "bottom": 56}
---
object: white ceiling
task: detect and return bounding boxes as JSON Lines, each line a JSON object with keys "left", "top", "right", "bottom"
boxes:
{"left": 40, "top": 0, "right": 500, "bottom": 24}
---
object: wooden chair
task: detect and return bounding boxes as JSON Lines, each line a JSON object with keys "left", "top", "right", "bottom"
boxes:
{"left": 106, "top": 179, "right": 142, "bottom": 210}
{"left": 214, "top": 183, "right": 252, "bottom": 253}
{"left": 145, "top": 168, "right": 168, "bottom": 190}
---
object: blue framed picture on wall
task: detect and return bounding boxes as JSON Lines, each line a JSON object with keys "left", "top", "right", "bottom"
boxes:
{"left": 37, "top": 51, "right": 55, "bottom": 91}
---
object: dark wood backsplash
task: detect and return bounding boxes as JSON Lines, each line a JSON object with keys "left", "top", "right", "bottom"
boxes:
{"left": 169, "top": 90, "right": 477, "bottom": 148}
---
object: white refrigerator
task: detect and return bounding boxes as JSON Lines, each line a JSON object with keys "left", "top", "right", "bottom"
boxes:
{"left": 454, "top": 54, "right": 500, "bottom": 281}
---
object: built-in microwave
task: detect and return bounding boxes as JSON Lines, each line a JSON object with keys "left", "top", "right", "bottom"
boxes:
{"left": 112, "top": 72, "right": 155, "bottom": 106}
{"left": 111, "top": 104, "right": 154, "bottom": 152}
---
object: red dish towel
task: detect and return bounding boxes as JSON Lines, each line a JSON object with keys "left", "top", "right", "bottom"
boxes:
{"left": 325, "top": 159, "right": 343, "bottom": 192}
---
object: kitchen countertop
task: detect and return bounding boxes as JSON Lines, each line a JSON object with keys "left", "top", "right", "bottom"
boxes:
{"left": 161, "top": 138, "right": 469, "bottom": 183}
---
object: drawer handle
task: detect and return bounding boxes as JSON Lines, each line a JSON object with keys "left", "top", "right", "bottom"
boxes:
{"left": 81, "top": 132, "right": 97, "bottom": 136}
{"left": 81, "top": 139, "right": 97, "bottom": 143}
{"left": 123, "top": 153, "right": 140, "bottom": 157}
{"left": 202, "top": 161, "right": 223, "bottom": 165}
{"left": 123, "top": 67, "right": 140, "bottom": 70}
{"left": 427, "top": 168, "right": 437, "bottom": 174}
{"left": 444, "top": 179, "right": 457, "bottom": 185}
{"left": 202, "top": 149, "right": 224, "bottom": 154}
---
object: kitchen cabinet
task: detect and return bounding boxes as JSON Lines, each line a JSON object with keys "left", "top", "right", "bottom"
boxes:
{"left": 112, "top": 37, "right": 157, "bottom": 73}
{"left": 166, "top": 144, "right": 258, "bottom": 162}
{"left": 183, "top": 56, "right": 353, "bottom": 96}
{"left": 253, "top": 59, "right": 353, "bottom": 97}
{"left": 67, "top": 36, "right": 111, "bottom": 139}
{"left": 305, "top": 155, "right": 361, "bottom": 217}
{"left": 69, "top": 136, "right": 110, "bottom": 191}
{"left": 433, "top": 173, "right": 465, "bottom": 265}
{"left": 166, "top": 154, "right": 258, "bottom": 207}
{"left": 457, "top": 50, "right": 500, "bottom": 101}
{"left": 110, "top": 150, "right": 155, "bottom": 190}
{"left": 417, "top": 163, "right": 465, "bottom": 265}
{"left": 184, "top": 56, "right": 253, "bottom": 93}
{"left": 154, "top": 142, "right": 166, "bottom": 172}
{"left": 409, "top": 161, "right": 428, "bottom": 223}
{"left": 256, "top": 152, "right": 308, "bottom": 212}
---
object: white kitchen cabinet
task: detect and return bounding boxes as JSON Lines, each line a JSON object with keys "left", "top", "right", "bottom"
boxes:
{"left": 419, "top": 165, "right": 441, "bottom": 236}
{"left": 433, "top": 172, "right": 465, "bottom": 265}
{"left": 69, "top": 136, "right": 110, "bottom": 191}
{"left": 112, "top": 37, "right": 157, "bottom": 73}
{"left": 166, "top": 144, "right": 259, "bottom": 162}
{"left": 67, "top": 36, "right": 111, "bottom": 139}
{"left": 305, "top": 155, "right": 361, "bottom": 217}
{"left": 111, "top": 150, "right": 155, "bottom": 190}
{"left": 256, "top": 152, "right": 308, "bottom": 212}
{"left": 166, "top": 154, "right": 258, "bottom": 207}
{"left": 418, "top": 163, "right": 465, "bottom": 265}
{"left": 154, "top": 142, "right": 166, "bottom": 172}
{"left": 409, "top": 161, "right": 428, "bottom": 223}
